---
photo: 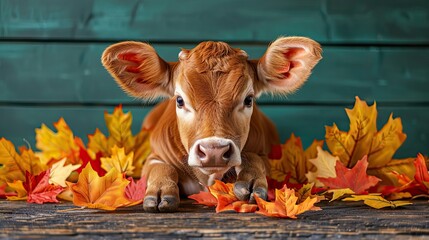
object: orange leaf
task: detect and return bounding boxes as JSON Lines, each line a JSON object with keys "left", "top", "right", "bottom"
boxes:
{"left": 189, "top": 191, "right": 217, "bottom": 207}
{"left": 35, "top": 118, "right": 82, "bottom": 165}
{"left": 255, "top": 185, "right": 320, "bottom": 219}
{"left": 70, "top": 164, "right": 131, "bottom": 211}
{"left": 325, "top": 97, "right": 412, "bottom": 185}
{"left": 268, "top": 134, "right": 323, "bottom": 184}
{"left": 125, "top": 176, "right": 146, "bottom": 205}
{"left": 0, "top": 138, "right": 46, "bottom": 184}
{"left": 318, "top": 156, "right": 381, "bottom": 194}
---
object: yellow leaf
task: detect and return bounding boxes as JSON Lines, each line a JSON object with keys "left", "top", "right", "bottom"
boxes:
{"left": 101, "top": 146, "right": 135, "bottom": 176}
{"left": 343, "top": 194, "right": 412, "bottom": 209}
{"left": 35, "top": 118, "right": 81, "bottom": 165}
{"left": 49, "top": 158, "right": 81, "bottom": 187}
{"left": 7, "top": 180, "right": 27, "bottom": 201}
{"left": 269, "top": 134, "right": 322, "bottom": 184}
{"left": 367, "top": 158, "right": 415, "bottom": 186}
{"left": 306, "top": 147, "right": 338, "bottom": 186}
{"left": 327, "top": 188, "right": 355, "bottom": 202}
{"left": 303, "top": 140, "right": 324, "bottom": 173}
{"left": 325, "top": 97, "right": 411, "bottom": 185}
{"left": 104, "top": 105, "right": 134, "bottom": 153}
{"left": 0, "top": 138, "right": 46, "bottom": 184}
{"left": 70, "top": 164, "right": 131, "bottom": 211}
{"left": 87, "top": 128, "right": 110, "bottom": 155}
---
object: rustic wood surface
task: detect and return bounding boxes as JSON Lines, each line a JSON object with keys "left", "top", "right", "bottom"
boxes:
{"left": 0, "top": 199, "right": 428, "bottom": 239}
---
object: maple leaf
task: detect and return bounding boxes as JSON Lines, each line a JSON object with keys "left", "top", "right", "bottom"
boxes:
{"left": 87, "top": 106, "right": 151, "bottom": 178}
{"left": 70, "top": 164, "right": 132, "bottom": 210}
{"left": 49, "top": 158, "right": 81, "bottom": 187}
{"left": 269, "top": 134, "right": 323, "bottom": 184}
{"left": 76, "top": 147, "right": 106, "bottom": 177}
{"left": 327, "top": 188, "right": 355, "bottom": 202}
{"left": 8, "top": 170, "right": 64, "bottom": 204}
{"left": 306, "top": 147, "right": 338, "bottom": 187}
{"left": 255, "top": 186, "right": 320, "bottom": 219}
{"left": 189, "top": 191, "right": 218, "bottom": 207}
{"left": 189, "top": 180, "right": 257, "bottom": 213}
{"left": 125, "top": 177, "right": 146, "bottom": 205}
{"left": 104, "top": 105, "right": 134, "bottom": 153}
{"left": 0, "top": 184, "right": 17, "bottom": 199}
{"left": 101, "top": 146, "right": 135, "bottom": 176}
{"left": 35, "top": 118, "right": 82, "bottom": 165}
{"left": 318, "top": 156, "right": 381, "bottom": 194}
{"left": 343, "top": 194, "right": 412, "bottom": 209}
{"left": 0, "top": 138, "right": 46, "bottom": 184}
{"left": 325, "top": 97, "right": 414, "bottom": 185}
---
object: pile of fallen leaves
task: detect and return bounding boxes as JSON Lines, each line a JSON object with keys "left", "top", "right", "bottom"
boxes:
{"left": 1, "top": 98, "right": 428, "bottom": 218}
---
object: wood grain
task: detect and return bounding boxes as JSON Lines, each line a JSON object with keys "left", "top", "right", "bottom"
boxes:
{"left": 0, "top": 105, "right": 427, "bottom": 158}
{"left": 0, "top": 43, "right": 428, "bottom": 104}
{"left": 0, "top": 0, "right": 428, "bottom": 43}
{"left": 0, "top": 199, "right": 428, "bottom": 238}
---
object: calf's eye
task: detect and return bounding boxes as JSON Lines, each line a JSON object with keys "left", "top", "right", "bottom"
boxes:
{"left": 176, "top": 96, "right": 185, "bottom": 108}
{"left": 244, "top": 95, "right": 253, "bottom": 108}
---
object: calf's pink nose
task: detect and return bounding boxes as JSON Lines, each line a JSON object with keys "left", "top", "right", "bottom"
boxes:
{"left": 196, "top": 142, "right": 233, "bottom": 166}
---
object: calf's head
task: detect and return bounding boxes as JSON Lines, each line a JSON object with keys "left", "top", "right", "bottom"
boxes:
{"left": 102, "top": 37, "right": 321, "bottom": 176}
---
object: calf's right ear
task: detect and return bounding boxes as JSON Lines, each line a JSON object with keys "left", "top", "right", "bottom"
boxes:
{"left": 101, "top": 41, "right": 174, "bottom": 99}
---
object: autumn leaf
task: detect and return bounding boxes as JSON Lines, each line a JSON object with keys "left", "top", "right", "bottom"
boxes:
{"left": 101, "top": 146, "right": 134, "bottom": 176}
{"left": 8, "top": 170, "right": 64, "bottom": 204}
{"left": 318, "top": 156, "right": 381, "bottom": 194}
{"left": 104, "top": 105, "right": 134, "bottom": 153}
{"left": 0, "top": 183, "right": 17, "bottom": 199}
{"left": 0, "top": 138, "right": 46, "bottom": 184}
{"left": 70, "top": 164, "right": 132, "bottom": 210}
{"left": 35, "top": 118, "right": 82, "bottom": 165}
{"left": 255, "top": 186, "right": 320, "bottom": 219}
{"left": 343, "top": 194, "right": 412, "bottom": 209}
{"left": 306, "top": 147, "right": 338, "bottom": 187}
{"left": 327, "top": 188, "right": 355, "bottom": 202}
{"left": 269, "top": 134, "right": 323, "bottom": 184}
{"left": 125, "top": 177, "right": 146, "bottom": 205}
{"left": 7, "top": 180, "right": 27, "bottom": 201}
{"left": 87, "top": 106, "right": 151, "bottom": 178}
{"left": 325, "top": 97, "right": 413, "bottom": 185}
{"left": 49, "top": 158, "right": 81, "bottom": 187}
{"left": 189, "top": 191, "right": 218, "bottom": 207}
{"left": 76, "top": 147, "right": 106, "bottom": 177}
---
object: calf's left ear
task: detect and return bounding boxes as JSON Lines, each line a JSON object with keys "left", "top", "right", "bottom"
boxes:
{"left": 255, "top": 37, "right": 322, "bottom": 95}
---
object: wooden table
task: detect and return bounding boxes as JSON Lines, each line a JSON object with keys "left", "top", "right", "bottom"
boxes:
{"left": 1, "top": 199, "right": 428, "bottom": 239}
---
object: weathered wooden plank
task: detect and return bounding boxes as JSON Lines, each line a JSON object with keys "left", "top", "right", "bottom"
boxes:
{"left": 1, "top": 43, "right": 428, "bottom": 104}
{"left": 1, "top": 200, "right": 429, "bottom": 238}
{"left": 0, "top": 105, "right": 427, "bottom": 158}
{"left": 0, "top": 0, "right": 428, "bottom": 43}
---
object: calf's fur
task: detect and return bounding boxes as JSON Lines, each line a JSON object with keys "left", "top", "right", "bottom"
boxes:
{"left": 102, "top": 37, "right": 322, "bottom": 212}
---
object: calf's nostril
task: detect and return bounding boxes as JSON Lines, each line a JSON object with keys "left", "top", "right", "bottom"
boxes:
{"left": 197, "top": 144, "right": 207, "bottom": 159}
{"left": 222, "top": 144, "right": 233, "bottom": 160}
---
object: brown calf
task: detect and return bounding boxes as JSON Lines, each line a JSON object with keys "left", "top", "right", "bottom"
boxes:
{"left": 102, "top": 37, "right": 322, "bottom": 212}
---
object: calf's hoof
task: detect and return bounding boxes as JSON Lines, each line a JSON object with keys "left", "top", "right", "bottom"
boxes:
{"left": 143, "top": 195, "right": 179, "bottom": 213}
{"left": 234, "top": 181, "right": 268, "bottom": 204}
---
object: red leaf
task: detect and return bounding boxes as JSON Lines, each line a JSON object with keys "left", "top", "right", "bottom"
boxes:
{"left": 318, "top": 156, "right": 381, "bottom": 194}
{"left": 0, "top": 184, "right": 17, "bottom": 199}
{"left": 268, "top": 144, "right": 283, "bottom": 159}
{"left": 414, "top": 153, "right": 429, "bottom": 187}
{"left": 24, "top": 170, "right": 64, "bottom": 204}
{"left": 76, "top": 147, "right": 106, "bottom": 177}
{"left": 125, "top": 176, "right": 146, "bottom": 203}
{"left": 188, "top": 191, "right": 217, "bottom": 207}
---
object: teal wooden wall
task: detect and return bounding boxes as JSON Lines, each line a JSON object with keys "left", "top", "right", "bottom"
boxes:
{"left": 0, "top": 0, "right": 428, "bottom": 158}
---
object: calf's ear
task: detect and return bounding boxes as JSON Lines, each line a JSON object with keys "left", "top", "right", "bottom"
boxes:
{"left": 255, "top": 37, "right": 322, "bottom": 95}
{"left": 101, "top": 41, "right": 174, "bottom": 99}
